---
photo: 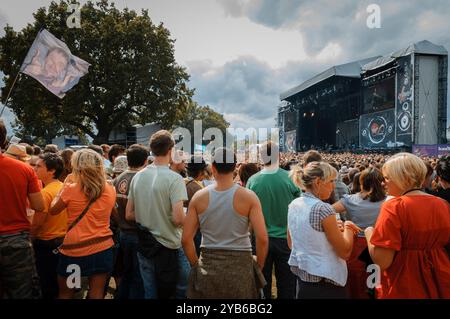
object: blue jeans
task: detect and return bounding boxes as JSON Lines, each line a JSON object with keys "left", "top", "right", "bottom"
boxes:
{"left": 176, "top": 248, "right": 191, "bottom": 299}
{"left": 137, "top": 252, "right": 157, "bottom": 298}
{"left": 116, "top": 231, "right": 144, "bottom": 299}
{"left": 137, "top": 247, "right": 190, "bottom": 299}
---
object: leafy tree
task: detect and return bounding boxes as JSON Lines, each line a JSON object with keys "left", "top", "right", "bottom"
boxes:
{"left": 0, "top": 0, "right": 193, "bottom": 144}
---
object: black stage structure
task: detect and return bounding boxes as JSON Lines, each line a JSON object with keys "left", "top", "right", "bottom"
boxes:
{"left": 278, "top": 40, "right": 448, "bottom": 152}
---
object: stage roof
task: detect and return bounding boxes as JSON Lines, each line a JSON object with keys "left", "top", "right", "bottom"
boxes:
{"left": 362, "top": 40, "right": 448, "bottom": 72}
{"left": 280, "top": 56, "right": 380, "bottom": 100}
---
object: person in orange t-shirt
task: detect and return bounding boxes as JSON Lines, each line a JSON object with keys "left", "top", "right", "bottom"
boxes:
{"left": 50, "top": 149, "right": 116, "bottom": 299}
{"left": 365, "top": 153, "right": 450, "bottom": 299}
{"left": 31, "top": 153, "right": 68, "bottom": 299}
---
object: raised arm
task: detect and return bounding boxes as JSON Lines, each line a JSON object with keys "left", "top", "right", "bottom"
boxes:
{"left": 49, "top": 196, "right": 67, "bottom": 215}
{"left": 323, "top": 216, "right": 360, "bottom": 260}
{"left": 332, "top": 201, "right": 346, "bottom": 214}
{"left": 49, "top": 177, "right": 73, "bottom": 215}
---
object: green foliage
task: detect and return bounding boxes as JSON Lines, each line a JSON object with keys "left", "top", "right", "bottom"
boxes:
{"left": 175, "top": 101, "right": 229, "bottom": 134}
{"left": 0, "top": 0, "right": 193, "bottom": 144}
{"left": 174, "top": 101, "right": 230, "bottom": 146}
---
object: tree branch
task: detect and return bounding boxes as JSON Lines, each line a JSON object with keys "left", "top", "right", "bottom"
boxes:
{"left": 65, "top": 120, "right": 95, "bottom": 139}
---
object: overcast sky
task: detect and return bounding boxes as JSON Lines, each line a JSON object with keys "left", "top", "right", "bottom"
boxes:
{"left": 1, "top": 0, "right": 450, "bottom": 133}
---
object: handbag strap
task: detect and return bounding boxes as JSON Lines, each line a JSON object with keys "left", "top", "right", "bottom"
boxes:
{"left": 67, "top": 199, "right": 96, "bottom": 232}
{"left": 59, "top": 235, "right": 112, "bottom": 250}
{"left": 52, "top": 199, "right": 97, "bottom": 255}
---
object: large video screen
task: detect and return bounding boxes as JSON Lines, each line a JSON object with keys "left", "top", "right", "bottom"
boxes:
{"left": 360, "top": 109, "right": 396, "bottom": 148}
{"left": 363, "top": 77, "right": 395, "bottom": 114}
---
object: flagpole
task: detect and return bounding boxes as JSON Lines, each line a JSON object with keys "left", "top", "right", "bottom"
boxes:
{"left": 0, "top": 72, "right": 21, "bottom": 117}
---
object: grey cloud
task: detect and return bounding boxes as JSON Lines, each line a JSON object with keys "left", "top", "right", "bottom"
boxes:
{"left": 188, "top": 56, "right": 326, "bottom": 128}
{"left": 217, "top": 0, "right": 450, "bottom": 57}
{"left": 216, "top": 0, "right": 450, "bottom": 124}
{"left": 216, "top": 0, "right": 303, "bottom": 28}
{"left": 216, "top": 0, "right": 244, "bottom": 18}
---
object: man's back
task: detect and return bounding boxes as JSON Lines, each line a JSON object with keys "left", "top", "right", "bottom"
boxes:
{"left": 193, "top": 184, "right": 257, "bottom": 251}
{"left": 129, "top": 165, "right": 187, "bottom": 249}
{"left": 0, "top": 154, "right": 41, "bottom": 235}
{"left": 114, "top": 171, "right": 139, "bottom": 231}
{"left": 247, "top": 168, "right": 301, "bottom": 238}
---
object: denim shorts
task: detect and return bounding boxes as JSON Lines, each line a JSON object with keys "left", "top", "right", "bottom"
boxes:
{"left": 57, "top": 248, "right": 113, "bottom": 277}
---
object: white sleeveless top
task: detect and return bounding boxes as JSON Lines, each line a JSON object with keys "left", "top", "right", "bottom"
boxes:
{"left": 288, "top": 195, "right": 348, "bottom": 286}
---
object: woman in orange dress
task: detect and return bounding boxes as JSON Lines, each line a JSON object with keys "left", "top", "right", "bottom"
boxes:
{"left": 364, "top": 153, "right": 450, "bottom": 298}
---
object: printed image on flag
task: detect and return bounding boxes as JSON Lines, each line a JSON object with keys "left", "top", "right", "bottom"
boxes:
{"left": 20, "top": 29, "right": 90, "bottom": 98}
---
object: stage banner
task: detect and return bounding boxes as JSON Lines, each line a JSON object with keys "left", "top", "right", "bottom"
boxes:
{"left": 438, "top": 144, "right": 450, "bottom": 156}
{"left": 359, "top": 109, "right": 396, "bottom": 149}
{"left": 395, "top": 55, "right": 413, "bottom": 146}
{"left": 279, "top": 112, "right": 285, "bottom": 152}
{"left": 284, "top": 130, "right": 296, "bottom": 152}
{"left": 412, "top": 144, "right": 449, "bottom": 157}
{"left": 412, "top": 144, "right": 438, "bottom": 157}
{"left": 362, "top": 76, "right": 395, "bottom": 114}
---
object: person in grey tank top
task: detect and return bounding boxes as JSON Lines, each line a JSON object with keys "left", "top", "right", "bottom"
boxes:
{"left": 182, "top": 148, "right": 268, "bottom": 299}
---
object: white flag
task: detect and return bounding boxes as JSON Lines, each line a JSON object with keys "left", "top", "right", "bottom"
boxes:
{"left": 20, "top": 29, "right": 90, "bottom": 98}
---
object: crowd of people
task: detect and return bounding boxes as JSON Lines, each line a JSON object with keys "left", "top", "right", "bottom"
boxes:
{"left": 0, "top": 118, "right": 449, "bottom": 299}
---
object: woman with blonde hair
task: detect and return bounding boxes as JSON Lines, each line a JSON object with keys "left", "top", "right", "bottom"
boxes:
{"left": 287, "top": 161, "right": 361, "bottom": 299}
{"left": 289, "top": 164, "right": 303, "bottom": 190}
{"left": 364, "top": 153, "right": 450, "bottom": 298}
{"left": 50, "top": 149, "right": 116, "bottom": 299}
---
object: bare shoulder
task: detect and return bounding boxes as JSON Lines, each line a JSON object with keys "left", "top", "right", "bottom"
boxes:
{"left": 234, "top": 186, "right": 260, "bottom": 216}
{"left": 192, "top": 187, "right": 209, "bottom": 201}
{"left": 191, "top": 187, "right": 210, "bottom": 214}
{"left": 235, "top": 186, "right": 258, "bottom": 202}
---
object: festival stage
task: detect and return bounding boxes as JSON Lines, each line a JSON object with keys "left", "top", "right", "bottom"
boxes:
{"left": 278, "top": 40, "right": 448, "bottom": 152}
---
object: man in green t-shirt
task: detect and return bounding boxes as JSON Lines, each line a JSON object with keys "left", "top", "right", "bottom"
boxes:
{"left": 247, "top": 141, "right": 301, "bottom": 299}
{"left": 126, "top": 130, "right": 188, "bottom": 299}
